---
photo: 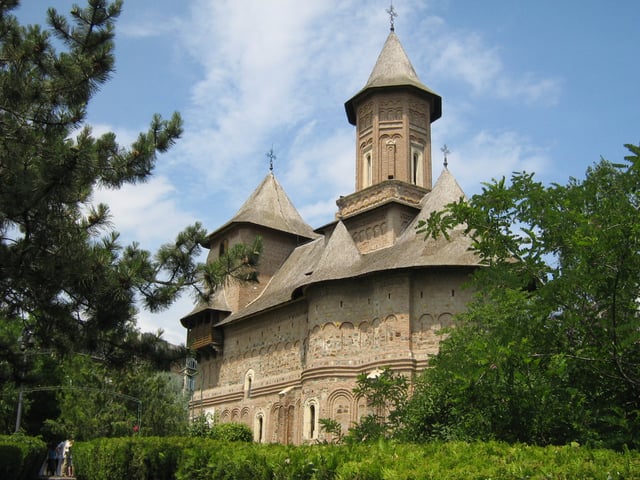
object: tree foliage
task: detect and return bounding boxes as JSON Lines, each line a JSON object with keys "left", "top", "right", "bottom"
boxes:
{"left": 407, "top": 144, "right": 640, "bottom": 448}
{"left": 320, "top": 367, "right": 409, "bottom": 444}
{"left": 0, "top": 0, "right": 192, "bottom": 358}
{"left": 0, "top": 1, "right": 262, "bottom": 437}
{"left": 42, "top": 353, "right": 190, "bottom": 440}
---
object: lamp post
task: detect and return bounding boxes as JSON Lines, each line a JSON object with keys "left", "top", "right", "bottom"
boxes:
{"left": 15, "top": 328, "right": 34, "bottom": 433}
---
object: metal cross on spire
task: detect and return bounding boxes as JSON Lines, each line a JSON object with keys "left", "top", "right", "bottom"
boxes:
{"left": 441, "top": 144, "right": 450, "bottom": 169}
{"left": 266, "top": 147, "right": 276, "bottom": 172}
{"left": 386, "top": 2, "right": 398, "bottom": 32}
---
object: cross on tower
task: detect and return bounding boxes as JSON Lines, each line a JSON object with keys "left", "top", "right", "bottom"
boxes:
{"left": 266, "top": 147, "right": 276, "bottom": 172}
{"left": 441, "top": 144, "right": 450, "bottom": 169}
{"left": 386, "top": 2, "right": 398, "bottom": 32}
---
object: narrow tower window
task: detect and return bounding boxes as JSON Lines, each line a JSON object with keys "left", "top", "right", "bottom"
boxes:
{"left": 410, "top": 145, "right": 424, "bottom": 186}
{"left": 363, "top": 150, "right": 373, "bottom": 188}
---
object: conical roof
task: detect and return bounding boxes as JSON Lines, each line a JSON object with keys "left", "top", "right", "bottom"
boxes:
{"left": 205, "top": 172, "right": 318, "bottom": 243}
{"left": 365, "top": 31, "right": 428, "bottom": 91}
{"left": 310, "top": 221, "right": 361, "bottom": 283}
{"left": 399, "top": 167, "right": 467, "bottom": 241}
{"left": 214, "top": 169, "right": 481, "bottom": 326}
{"left": 345, "top": 31, "right": 441, "bottom": 124}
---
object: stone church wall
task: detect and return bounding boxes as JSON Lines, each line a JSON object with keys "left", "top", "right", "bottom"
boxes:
{"left": 206, "top": 226, "right": 303, "bottom": 312}
{"left": 190, "top": 266, "right": 474, "bottom": 444}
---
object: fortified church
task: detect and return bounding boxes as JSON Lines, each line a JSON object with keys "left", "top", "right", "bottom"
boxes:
{"left": 180, "top": 17, "right": 480, "bottom": 444}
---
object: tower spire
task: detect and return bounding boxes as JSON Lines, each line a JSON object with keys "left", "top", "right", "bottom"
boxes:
{"left": 266, "top": 147, "right": 276, "bottom": 172}
{"left": 386, "top": 2, "right": 398, "bottom": 32}
{"left": 441, "top": 145, "right": 450, "bottom": 169}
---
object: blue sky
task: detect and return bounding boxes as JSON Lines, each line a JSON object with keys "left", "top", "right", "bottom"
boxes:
{"left": 16, "top": 1, "right": 640, "bottom": 344}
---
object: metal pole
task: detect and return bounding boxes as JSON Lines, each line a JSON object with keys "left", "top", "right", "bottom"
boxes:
{"left": 14, "top": 384, "right": 24, "bottom": 433}
{"left": 14, "top": 332, "right": 30, "bottom": 433}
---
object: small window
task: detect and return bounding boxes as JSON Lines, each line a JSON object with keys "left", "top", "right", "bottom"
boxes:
{"left": 244, "top": 370, "right": 255, "bottom": 398}
{"left": 410, "top": 145, "right": 424, "bottom": 186}
{"left": 185, "top": 376, "right": 196, "bottom": 392}
{"left": 254, "top": 412, "right": 265, "bottom": 443}
{"left": 309, "top": 404, "right": 316, "bottom": 438}
{"left": 219, "top": 238, "right": 229, "bottom": 257}
{"left": 362, "top": 149, "right": 373, "bottom": 188}
{"left": 303, "top": 399, "right": 319, "bottom": 440}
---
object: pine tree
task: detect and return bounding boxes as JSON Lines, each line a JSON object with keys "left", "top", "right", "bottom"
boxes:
{"left": 0, "top": 1, "right": 255, "bottom": 362}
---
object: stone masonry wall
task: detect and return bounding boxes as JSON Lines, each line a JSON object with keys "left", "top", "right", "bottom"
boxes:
{"left": 191, "top": 267, "right": 474, "bottom": 444}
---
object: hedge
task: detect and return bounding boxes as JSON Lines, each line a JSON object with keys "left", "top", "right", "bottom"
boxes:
{"left": 0, "top": 434, "right": 46, "bottom": 480}
{"left": 69, "top": 437, "right": 640, "bottom": 480}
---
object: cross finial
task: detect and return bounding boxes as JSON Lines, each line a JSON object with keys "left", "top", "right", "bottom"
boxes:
{"left": 441, "top": 144, "right": 450, "bottom": 169}
{"left": 266, "top": 147, "right": 276, "bottom": 172}
{"left": 386, "top": 2, "right": 397, "bottom": 32}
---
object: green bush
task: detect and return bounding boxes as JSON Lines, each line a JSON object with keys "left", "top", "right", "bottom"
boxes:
{"left": 72, "top": 436, "right": 640, "bottom": 480}
{"left": 0, "top": 434, "right": 46, "bottom": 480}
{"left": 75, "top": 436, "right": 197, "bottom": 480}
{"left": 210, "top": 422, "right": 253, "bottom": 442}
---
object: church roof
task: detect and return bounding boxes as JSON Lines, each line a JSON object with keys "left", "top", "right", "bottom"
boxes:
{"left": 205, "top": 172, "right": 318, "bottom": 244}
{"left": 217, "top": 168, "right": 480, "bottom": 326}
{"left": 345, "top": 31, "right": 442, "bottom": 124}
{"left": 310, "top": 221, "right": 361, "bottom": 283}
{"left": 216, "top": 237, "right": 326, "bottom": 325}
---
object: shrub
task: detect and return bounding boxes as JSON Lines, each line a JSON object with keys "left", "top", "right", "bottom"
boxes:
{"left": 0, "top": 434, "right": 46, "bottom": 480}
{"left": 72, "top": 436, "right": 640, "bottom": 479}
{"left": 210, "top": 422, "right": 253, "bottom": 442}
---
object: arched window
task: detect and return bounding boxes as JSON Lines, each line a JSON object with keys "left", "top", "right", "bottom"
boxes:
{"left": 410, "top": 145, "right": 424, "bottom": 186}
{"left": 303, "top": 398, "right": 319, "bottom": 441}
{"left": 244, "top": 369, "right": 254, "bottom": 398}
{"left": 309, "top": 404, "right": 316, "bottom": 438}
{"left": 254, "top": 411, "right": 265, "bottom": 443}
{"left": 362, "top": 149, "right": 373, "bottom": 188}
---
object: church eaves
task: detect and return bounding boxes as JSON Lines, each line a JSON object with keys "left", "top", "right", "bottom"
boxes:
{"left": 345, "top": 31, "right": 442, "bottom": 124}
{"left": 204, "top": 172, "right": 318, "bottom": 244}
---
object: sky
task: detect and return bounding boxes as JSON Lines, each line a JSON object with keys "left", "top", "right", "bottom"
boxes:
{"left": 15, "top": 1, "right": 640, "bottom": 345}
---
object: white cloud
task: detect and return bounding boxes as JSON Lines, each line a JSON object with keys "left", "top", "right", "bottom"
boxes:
{"left": 442, "top": 130, "right": 551, "bottom": 195}
{"left": 427, "top": 27, "right": 561, "bottom": 106}
{"left": 92, "top": 175, "right": 196, "bottom": 249}
{"left": 119, "top": 18, "right": 181, "bottom": 39}
{"left": 171, "top": 0, "right": 379, "bottom": 197}
{"left": 298, "top": 199, "right": 339, "bottom": 228}
{"left": 136, "top": 294, "right": 196, "bottom": 346}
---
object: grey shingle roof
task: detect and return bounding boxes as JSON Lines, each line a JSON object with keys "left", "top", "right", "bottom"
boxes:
{"left": 206, "top": 172, "right": 318, "bottom": 243}
{"left": 345, "top": 31, "right": 442, "bottom": 124}
{"left": 216, "top": 168, "right": 479, "bottom": 326}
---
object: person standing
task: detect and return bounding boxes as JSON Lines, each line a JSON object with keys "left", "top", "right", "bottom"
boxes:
{"left": 46, "top": 443, "right": 57, "bottom": 476}
{"left": 55, "top": 440, "right": 65, "bottom": 476}
{"left": 61, "top": 439, "right": 74, "bottom": 477}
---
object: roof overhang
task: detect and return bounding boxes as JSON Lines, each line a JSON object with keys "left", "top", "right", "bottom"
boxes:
{"left": 345, "top": 84, "right": 442, "bottom": 125}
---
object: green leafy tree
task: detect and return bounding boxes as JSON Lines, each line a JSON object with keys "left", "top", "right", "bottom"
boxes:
{"left": 43, "top": 353, "right": 190, "bottom": 440}
{"left": 340, "top": 367, "right": 408, "bottom": 443}
{"left": 0, "top": 0, "right": 262, "bottom": 436}
{"left": 407, "top": 144, "right": 640, "bottom": 448}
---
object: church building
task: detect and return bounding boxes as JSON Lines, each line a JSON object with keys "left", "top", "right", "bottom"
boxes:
{"left": 180, "top": 22, "right": 480, "bottom": 444}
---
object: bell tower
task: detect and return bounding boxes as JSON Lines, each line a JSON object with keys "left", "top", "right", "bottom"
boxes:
{"left": 333, "top": 20, "right": 442, "bottom": 252}
{"left": 344, "top": 30, "right": 441, "bottom": 193}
